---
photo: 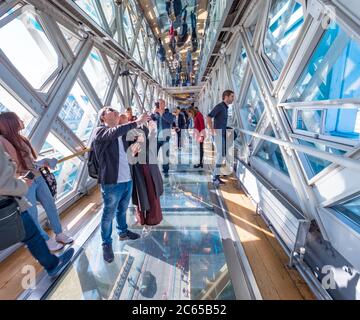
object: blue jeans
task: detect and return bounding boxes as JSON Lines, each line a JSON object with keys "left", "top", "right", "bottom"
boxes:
{"left": 21, "top": 211, "right": 59, "bottom": 272}
{"left": 26, "top": 175, "right": 63, "bottom": 241}
{"left": 100, "top": 181, "right": 133, "bottom": 245}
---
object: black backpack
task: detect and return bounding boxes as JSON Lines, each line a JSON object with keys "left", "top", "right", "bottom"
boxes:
{"left": 0, "top": 196, "right": 25, "bottom": 250}
{"left": 87, "top": 140, "right": 99, "bottom": 179}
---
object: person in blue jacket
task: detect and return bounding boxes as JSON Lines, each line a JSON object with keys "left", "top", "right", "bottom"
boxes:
{"left": 151, "top": 100, "right": 175, "bottom": 177}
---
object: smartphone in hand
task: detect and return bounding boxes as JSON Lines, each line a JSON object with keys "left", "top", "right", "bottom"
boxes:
{"left": 23, "top": 171, "right": 35, "bottom": 180}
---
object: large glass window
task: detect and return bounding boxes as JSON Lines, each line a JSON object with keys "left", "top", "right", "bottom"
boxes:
{"left": 331, "top": 195, "right": 360, "bottom": 229}
{"left": 0, "top": 3, "right": 22, "bottom": 21}
{"left": 75, "top": 0, "right": 103, "bottom": 27}
{"left": 123, "top": 8, "right": 134, "bottom": 50}
{"left": 145, "top": 85, "right": 153, "bottom": 109}
{"left": 59, "top": 81, "right": 98, "bottom": 143}
{"left": 111, "top": 91, "right": 122, "bottom": 110}
{"left": 232, "top": 46, "right": 248, "bottom": 91}
{"left": 147, "top": 37, "right": 155, "bottom": 72}
{"left": 107, "top": 55, "right": 117, "bottom": 74}
{"left": 133, "top": 44, "right": 142, "bottom": 65}
{"left": 83, "top": 48, "right": 111, "bottom": 103}
{"left": 99, "top": 0, "right": 115, "bottom": 27}
{"left": 0, "top": 10, "right": 60, "bottom": 90}
{"left": 239, "top": 77, "right": 265, "bottom": 141}
{"left": 287, "top": 21, "right": 360, "bottom": 102}
{"left": 255, "top": 131, "right": 289, "bottom": 176}
{"left": 263, "top": 0, "right": 304, "bottom": 80}
{"left": 39, "top": 133, "right": 82, "bottom": 199}
{"left": 134, "top": 78, "right": 145, "bottom": 105}
{"left": 298, "top": 139, "right": 346, "bottom": 179}
{"left": 0, "top": 84, "right": 37, "bottom": 136}
{"left": 138, "top": 29, "right": 146, "bottom": 63}
{"left": 296, "top": 110, "right": 322, "bottom": 133}
{"left": 244, "top": 7, "right": 258, "bottom": 45}
{"left": 57, "top": 23, "right": 81, "bottom": 54}
{"left": 295, "top": 107, "right": 360, "bottom": 141}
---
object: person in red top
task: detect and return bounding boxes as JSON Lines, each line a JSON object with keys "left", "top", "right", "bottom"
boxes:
{"left": 188, "top": 106, "right": 206, "bottom": 168}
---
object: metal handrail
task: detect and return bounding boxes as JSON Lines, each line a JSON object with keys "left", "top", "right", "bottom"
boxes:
{"left": 239, "top": 129, "right": 360, "bottom": 171}
{"left": 57, "top": 148, "right": 90, "bottom": 164}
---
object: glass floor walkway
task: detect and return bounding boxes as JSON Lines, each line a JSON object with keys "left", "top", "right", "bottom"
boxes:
{"left": 26, "top": 142, "right": 238, "bottom": 300}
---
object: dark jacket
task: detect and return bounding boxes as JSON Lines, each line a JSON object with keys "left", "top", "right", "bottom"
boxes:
{"left": 157, "top": 39, "right": 166, "bottom": 62}
{"left": 173, "top": 112, "right": 186, "bottom": 129}
{"left": 93, "top": 122, "right": 137, "bottom": 185}
{"left": 151, "top": 111, "right": 175, "bottom": 139}
{"left": 126, "top": 126, "right": 164, "bottom": 212}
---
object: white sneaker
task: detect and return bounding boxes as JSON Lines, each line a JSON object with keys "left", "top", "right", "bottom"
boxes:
{"left": 47, "top": 238, "right": 64, "bottom": 251}
{"left": 141, "top": 226, "right": 152, "bottom": 238}
{"left": 55, "top": 233, "right": 74, "bottom": 245}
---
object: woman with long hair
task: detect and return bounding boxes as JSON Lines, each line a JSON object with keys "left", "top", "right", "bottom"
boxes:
{"left": 188, "top": 106, "right": 205, "bottom": 168}
{"left": 0, "top": 112, "right": 73, "bottom": 251}
{"left": 119, "top": 115, "right": 163, "bottom": 235}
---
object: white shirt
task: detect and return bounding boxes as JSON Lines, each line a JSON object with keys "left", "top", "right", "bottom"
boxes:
{"left": 117, "top": 136, "right": 132, "bottom": 183}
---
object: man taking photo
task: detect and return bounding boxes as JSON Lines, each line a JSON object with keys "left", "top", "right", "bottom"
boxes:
{"left": 93, "top": 107, "right": 150, "bottom": 263}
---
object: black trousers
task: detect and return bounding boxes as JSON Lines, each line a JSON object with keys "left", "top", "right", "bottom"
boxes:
{"left": 199, "top": 142, "right": 204, "bottom": 165}
{"left": 157, "top": 139, "right": 170, "bottom": 174}
{"left": 177, "top": 131, "right": 182, "bottom": 149}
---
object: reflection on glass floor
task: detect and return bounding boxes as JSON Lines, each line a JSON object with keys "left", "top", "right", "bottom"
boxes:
{"left": 46, "top": 146, "right": 236, "bottom": 300}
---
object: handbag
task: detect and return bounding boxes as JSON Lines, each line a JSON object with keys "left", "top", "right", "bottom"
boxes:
{"left": 39, "top": 167, "right": 57, "bottom": 198}
{"left": 0, "top": 196, "right": 25, "bottom": 250}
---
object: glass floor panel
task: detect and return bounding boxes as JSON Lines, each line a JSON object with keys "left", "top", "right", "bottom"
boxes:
{"left": 45, "top": 151, "right": 236, "bottom": 300}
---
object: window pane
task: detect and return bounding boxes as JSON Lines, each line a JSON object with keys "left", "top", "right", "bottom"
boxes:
{"left": 107, "top": 55, "right": 117, "bottom": 73}
{"left": 0, "top": 3, "right": 22, "bottom": 21}
{"left": 57, "top": 23, "right": 81, "bottom": 54}
{"left": 83, "top": 48, "right": 111, "bottom": 102}
{"left": 133, "top": 44, "right": 141, "bottom": 64}
{"left": 0, "top": 10, "right": 59, "bottom": 89}
{"left": 239, "top": 77, "right": 265, "bottom": 141}
{"left": 294, "top": 107, "right": 360, "bottom": 141}
{"left": 39, "top": 133, "right": 82, "bottom": 199}
{"left": 147, "top": 38, "right": 154, "bottom": 72}
{"left": 135, "top": 79, "right": 144, "bottom": 103}
{"left": 233, "top": 47, "right": 248, "bottom": 91}
{"left": 287, "top": 21, "right": 360, "bottom": 102}
{"left": 256, "top": 131, "right": 289, "bottom": 176}
{"left": 331, "top": 195, "right": 360, "bottom": 229}
{"left": 99, "top": 0, "right": 115, "bottom": 26}
{"left": 59, "top": 81, "right": 98, "bottom": 142}
{"left": 0, "top": 84, "right": 37, "bottom": 136}
{"left": 145, "top": 86, "right": 152, "bottom": 109}
{"left": 298, "top": 139, "right": 346, "bottom": 178}
{"left": 138, "top": 31, "right": 146, "bottom": 63}
{"left": 264, "top": 0, "right": 304, "bottom": 80}
{"left": 324, "top": 107, "right": 360, "bottom": 140}
{"left": 285, "top": 108, "right": 293, "bottom": 123}
{"left": 74, "top": 0, "right": 103, "bottom": 27}
{"left": 123, "top": 8, "right": 134, "bottom": 50}
{"left": 111, "top": 91, "right": 122, "bottom": 110}
{"left": 296, "top": 110, "right": 322, "bottom": 133}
